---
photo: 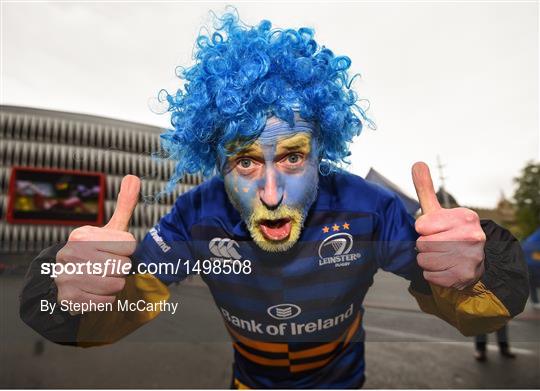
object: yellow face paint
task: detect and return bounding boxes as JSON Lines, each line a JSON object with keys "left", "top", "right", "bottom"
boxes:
{"left": 246, "top": 205, "right": 303, "bottom": 252}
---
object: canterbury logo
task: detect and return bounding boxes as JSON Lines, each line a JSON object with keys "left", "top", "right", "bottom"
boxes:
{"left": 209, "top": 238, "right": 241, "bottom": 260}
{"left": 267, "top": 304, "right": 301, "bottom": 320}
{"left": 318, "top": 233, "right": 353, "bottom": 258}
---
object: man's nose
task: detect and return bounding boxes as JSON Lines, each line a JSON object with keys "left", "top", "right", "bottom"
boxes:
{"left": 259, "top": 168, "right": 283, "bottom": 210}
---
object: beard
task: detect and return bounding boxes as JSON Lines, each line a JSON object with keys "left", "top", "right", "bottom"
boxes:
{"left": 246, "top": 205, "right": 303, "bottom": 252}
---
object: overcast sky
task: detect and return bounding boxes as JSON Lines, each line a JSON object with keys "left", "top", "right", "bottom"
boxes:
{"left": 2, "top": 1, "right": 538, "bottom": 208}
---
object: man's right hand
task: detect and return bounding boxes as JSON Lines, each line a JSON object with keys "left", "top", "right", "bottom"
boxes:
{"left": 55, "top": 175, "right": 141, "bottom": 310}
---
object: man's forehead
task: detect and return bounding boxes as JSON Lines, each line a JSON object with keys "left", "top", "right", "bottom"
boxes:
{"left": 235, "top": 132, "right": 312, "bottom": 157}
{"left": 260, "top": 116, "right": 316, "bottom": 142}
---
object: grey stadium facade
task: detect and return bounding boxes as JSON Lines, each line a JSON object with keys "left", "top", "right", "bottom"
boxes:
{"left": 0, "top": 105, "right": 203, "bottom": 262}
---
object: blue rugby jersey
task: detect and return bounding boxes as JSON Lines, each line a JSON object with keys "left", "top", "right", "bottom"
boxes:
{"left": 133, "top": 171, "right": 423, "bottom": 388}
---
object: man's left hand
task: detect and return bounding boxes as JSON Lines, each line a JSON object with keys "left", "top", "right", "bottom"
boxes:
{"left": 412, "top": 162, "right": 486, "bottom": 290}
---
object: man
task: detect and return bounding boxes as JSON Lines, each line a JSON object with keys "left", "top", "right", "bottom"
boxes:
{"left": 20, "top": 11, "right": 528, "bottom": 388}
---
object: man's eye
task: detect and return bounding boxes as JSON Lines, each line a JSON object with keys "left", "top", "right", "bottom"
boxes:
{"left": 238, "top": 159, "right": 252, "bottom": 169}
{"left": 287, "top": 154, "right": 302, "bottom": 164}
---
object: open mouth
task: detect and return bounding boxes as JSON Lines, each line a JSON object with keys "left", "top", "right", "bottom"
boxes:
{"left": 259, "top": 218, "right": 292, "bottom": 241}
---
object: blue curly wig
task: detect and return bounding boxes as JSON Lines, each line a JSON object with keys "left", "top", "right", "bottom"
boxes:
{"left": 158, "top": 8, "right": 373, "bottom": 192}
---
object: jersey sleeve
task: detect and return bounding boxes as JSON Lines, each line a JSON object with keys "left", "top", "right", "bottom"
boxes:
{"left": 131, "top": 193, "right": 197, "bottom": 285}
{"left": 77, "top": 193, "right": 199, "bottom": 346}
{"left": 22, "top": 193, "right": 199, "bottom": 347}
{"left": 410, "top": 220, "right": 528, "bottom": 336}
{"left": 374, "top": 192, "right": 428, "bottom": 293}
{"left": 374, "top": 192, "right": 528, "bottom": 337}
{"left": 19, "top": 243, "right": 171, "bottom": 347}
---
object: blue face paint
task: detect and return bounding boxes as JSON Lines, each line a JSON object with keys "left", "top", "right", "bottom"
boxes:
{"left": 223, "top": 117, "right": 320, "bottom": 252}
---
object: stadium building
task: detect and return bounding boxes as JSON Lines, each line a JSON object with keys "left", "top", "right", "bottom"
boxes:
{"left": 0, "top": 105, "right": 203, "bottom": 262}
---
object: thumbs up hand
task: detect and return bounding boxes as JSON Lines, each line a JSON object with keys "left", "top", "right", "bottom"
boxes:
{"left": 55, "top": 175, "right": 141, "bottom": 310}
{"left": 412, "top": 162, "right": 486, "bottom": 290}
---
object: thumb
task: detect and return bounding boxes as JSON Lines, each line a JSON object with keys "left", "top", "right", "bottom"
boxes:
{"left": 105, "top": 175, "right": 141, "bottom": 231}
{"left": 412, "top": 162, "right": 442, "bottom": 214}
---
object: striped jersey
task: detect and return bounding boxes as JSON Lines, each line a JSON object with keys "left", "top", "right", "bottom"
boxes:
{"left": 133, "top": 171, "right": 423, "bottom": 388}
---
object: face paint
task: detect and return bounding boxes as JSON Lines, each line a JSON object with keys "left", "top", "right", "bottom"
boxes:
{"left": 223, "top": 116, "right": 319, "bottom": 252}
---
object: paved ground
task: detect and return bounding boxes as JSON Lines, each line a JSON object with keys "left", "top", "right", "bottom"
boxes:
{"left": 1, "top": 271, "right": 539, "bottom": 388}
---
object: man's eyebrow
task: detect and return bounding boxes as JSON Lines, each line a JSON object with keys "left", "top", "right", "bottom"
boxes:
{"left": 279, "top": 142, "right": 308, "bottom": 151}
{"left": 241, "top": 145, "right": 262, "bottom": 154}
{"left": 229, "top": 143, "right": 264, "bottom": 158}
{"left": 275, "top": 134, "right": 311, "bottom": 154}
